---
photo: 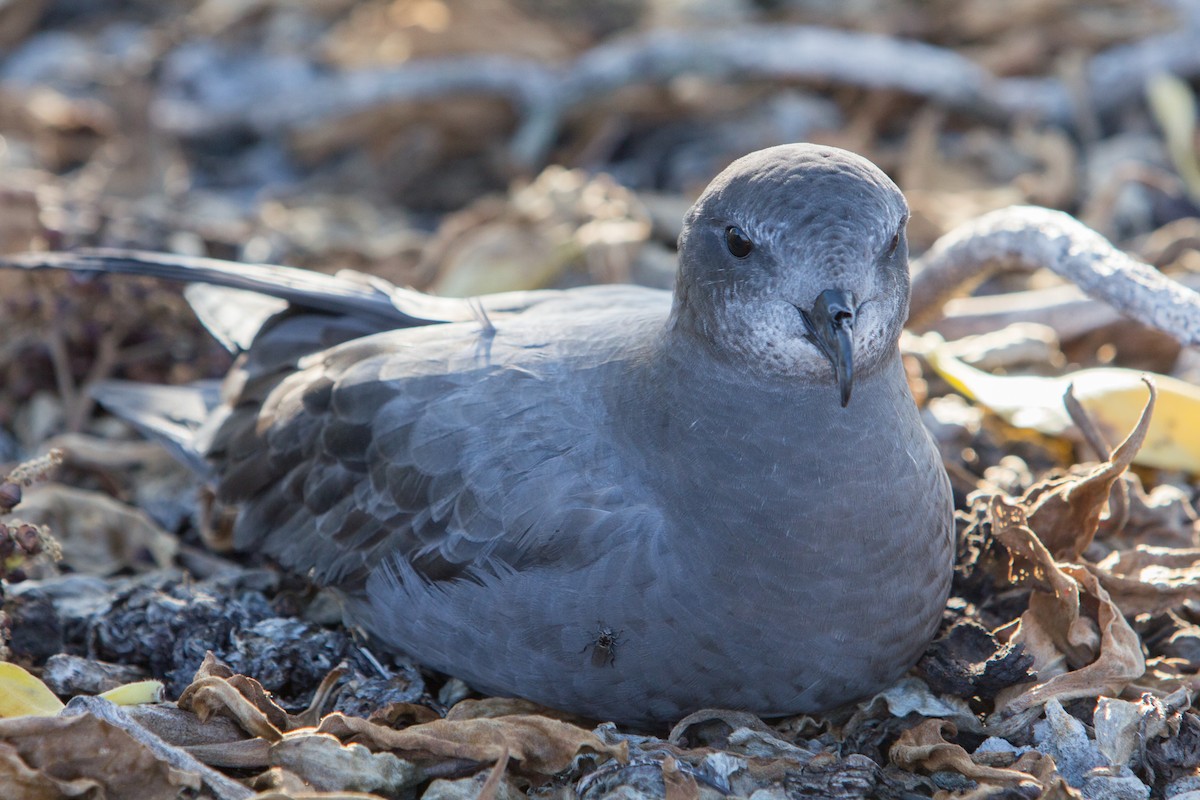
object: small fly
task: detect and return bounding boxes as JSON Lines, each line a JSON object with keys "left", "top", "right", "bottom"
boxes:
{"left": 583, "top": 625, "right": 623, "bottom": 668}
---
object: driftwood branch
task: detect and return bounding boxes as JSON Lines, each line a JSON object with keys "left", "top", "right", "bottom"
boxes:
{"left": 927, "top": 274, "right": 1200, "bottom": 342}
{"left": 909, "top": 206, "right": 1200, "bottom": 347}
{"left": 147, "top": 20, "right": 1200, "bottom": 168}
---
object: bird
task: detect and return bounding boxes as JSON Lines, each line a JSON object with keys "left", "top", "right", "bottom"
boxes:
{"left": 3, "top": 144, "right": 954, "bottom": 726}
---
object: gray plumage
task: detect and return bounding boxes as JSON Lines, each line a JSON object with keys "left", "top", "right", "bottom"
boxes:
{"left": 3, "top": 144, "right": 953, "bottom": 725}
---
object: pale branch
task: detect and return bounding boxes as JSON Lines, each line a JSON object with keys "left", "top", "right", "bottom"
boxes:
{"left": 909, "top": 206, "right": 1200, "bottom": 346}
{"left": 927, "top": 275, "right": 1200, "bottom": 342}
{"left": 145, "top": 21, "right": 1200, "bottom": 168}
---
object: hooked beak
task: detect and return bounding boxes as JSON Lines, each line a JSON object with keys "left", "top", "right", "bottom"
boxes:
{"left": 797, "top": 289, "right": 856, "bottom": 407}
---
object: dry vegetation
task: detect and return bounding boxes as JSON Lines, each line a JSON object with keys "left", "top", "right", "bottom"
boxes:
{"left": 4, "top": 1, "right": 1200, "bottom": 798}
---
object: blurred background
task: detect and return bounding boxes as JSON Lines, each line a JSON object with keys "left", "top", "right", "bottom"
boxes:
{"left": 3, "top": 0, "right": 1200, "bottom": 443}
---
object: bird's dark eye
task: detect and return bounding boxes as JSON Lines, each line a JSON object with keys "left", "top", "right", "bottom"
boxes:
{"left": 886, "top": 217, "right": 907, "bottom": 256}
{"left": 725, "top": 226, "right": 753, "bottom": 258}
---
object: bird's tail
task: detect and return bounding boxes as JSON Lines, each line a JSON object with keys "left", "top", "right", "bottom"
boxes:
{"left": 0, "top": 248, "right": 472, "bottom": 470}
{"left": 87, "top": 380, "right": 223, "bottom": 475}
{"left": 1, "top": 247, "right": 556, "bottom": 472}
{"left": 0, "top": 248, "right": 495, "bottom": 339}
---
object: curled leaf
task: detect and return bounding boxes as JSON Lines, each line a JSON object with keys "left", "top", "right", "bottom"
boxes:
{"left": 989, "top": 499, "right": 1145, "bottom": 719}
{"left": 99, "top": 680, "right": 165, "bottom": 706}
{"left": 890, "top": 719, "right": 1040, "bottom": 787}
{"left": 1019, "top": 378, "right": 1155, "bottom": 559}
{"left": 1088, "top": 546, "right": 1200, "bottom": 616}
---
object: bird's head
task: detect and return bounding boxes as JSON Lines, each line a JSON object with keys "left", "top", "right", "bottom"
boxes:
{"left": 672, "top": 144, "right": 910, "bottom": 406}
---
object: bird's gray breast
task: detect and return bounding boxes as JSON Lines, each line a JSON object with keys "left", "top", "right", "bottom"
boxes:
{"left": 586, "top": 354, "right": 953, "bottom": 718}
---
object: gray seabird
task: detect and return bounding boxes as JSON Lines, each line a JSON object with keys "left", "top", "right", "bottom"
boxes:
{"left": 4, "top": 144, "right": 954, "bottom": 726}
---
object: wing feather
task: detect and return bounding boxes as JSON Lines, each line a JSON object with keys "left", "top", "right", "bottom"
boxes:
{"left": 215, "top": 296, "right": 670, "bottom": 590}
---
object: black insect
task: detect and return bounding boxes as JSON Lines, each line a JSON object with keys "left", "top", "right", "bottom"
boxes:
{"left": 583, "top": 625, "right": 623, "bottom": 668}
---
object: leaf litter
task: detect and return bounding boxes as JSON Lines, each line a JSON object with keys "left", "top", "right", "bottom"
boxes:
{"left": 5, "top": 1, "right": 1200, "bottom": 799}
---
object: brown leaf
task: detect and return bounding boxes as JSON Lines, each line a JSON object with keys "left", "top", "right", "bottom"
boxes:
{"left": 1020, "top": 379, "right": 1155, "bottom": 559}
{"left": 662, "top": 755, "right": 700, "bottom": 800}
{"left": 369, "top": 702, "right": 443, "bottom": 727}
{"left": 178, "top": 676, "right": 284, "bottom": 742}
{"left": 476, "top": 748, "right": 510, "bottom": 800}
{"left": 0, "top": 742, "right": 100, "bottom": 800}
{"left": 1088, "top": 546, "right": 1200, "bottom": 616}
{"left": 986, "top": 498, "right": 1146, "bottom": 718}
{"left": 1011, "top": 750, "right": 1078, "bottom": 800}
{"left": 0, "top": 713, "right": 199, "bottom": 800}
{"left": 318, "top": 712, "right": 626, "bottom": 775}
{"left": 423, "top": 167, "right": 650, "bottom": 295}
{"left": 445, "top": 696, "right": 576, "bottom": 722}
{"left": 890, "top": 719, "right": 1041, "bottom": 787}
{"left": 177, "top": 654, "right": 290, "bottom": 740}
{"left": 1000, "top": 579, "right": 1144, "bottom": 718}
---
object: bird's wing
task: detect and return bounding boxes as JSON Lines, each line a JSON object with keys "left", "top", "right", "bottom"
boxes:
{"left": 1, "top": 249, "right": 653, "bottom": 330}
{"left": 210, "top": 293, "right": 670, "bottom": 588}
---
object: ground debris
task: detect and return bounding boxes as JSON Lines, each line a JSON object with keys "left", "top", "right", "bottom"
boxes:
{"left": 919, "top": 620, "right": 1036, "bottom": 702}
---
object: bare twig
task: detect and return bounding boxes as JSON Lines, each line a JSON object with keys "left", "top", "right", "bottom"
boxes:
{"left": 909, "top": 206, "right": 1200, "bottom": 346}
{"left": 68, "top": 326, "right": 126, "bottom": 433}
{"left": 34, "top": 284, "right": 80, "bottom": 416}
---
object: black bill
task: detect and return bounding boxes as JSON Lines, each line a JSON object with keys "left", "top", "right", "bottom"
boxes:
{"left": 797, "top": 289, "right": 856, "bottom": 407}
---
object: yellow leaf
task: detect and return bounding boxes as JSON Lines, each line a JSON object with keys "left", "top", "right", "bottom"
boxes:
{"left": 1147, "top": 73, "right": 1200, "bottom": 205}
{"left": 916, "top": 333, "right": 1200, "bottom": 473}
{"left": 98, "top": 680, "right": 164, "bottom": 706}
{"left": 0, "top": 662, "right": 65, "bottom": 718}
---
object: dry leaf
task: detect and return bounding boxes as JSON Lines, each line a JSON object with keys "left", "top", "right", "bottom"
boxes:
{"left": 662, "top": 755, "right": 700, "bottom": 800}
{"left": 1089, "top": 546, "right": 1200, "bottom": 615}
{"left": 369, "top": 702, "right": 443, "bottom": 727}
{"left": 268, "top": 730, "right": 421, "bottom": 795}
{"left": 890, "top": 718, "right": 1041, "bottom": 787}
{"left": 177, "top": 653, "right": 290, "bottom": 740}
{"left": 445, "top": 696, "right": 573, "bottom": 722}
{"left": 990, "top": 500, "right": 1145, "bottom": 718}
{"left": 179, "top": 676, "right": 285, "bottom": 742}
{"left": 424, "top": 167, "right": 649, "bottom": 295}
{"left": 317, "top": 712, "right": 626, "bottom": 775}
{"left": 476, "top": 748, "right": 510, "bottom": 800}
{"left": 0, "top": 742, "right": 102, "bottom": 800}
{"left": 0, "top": 662, "right": 64, "bottom": 718}
{"left": 920, "top": 336, "right": 1200, "bottom": 473}
{"left": 1019, "top": 379, "right": 1154, "bottom": 558}
{"left": 0, "top": 713, "right": 198, "bottom": 800}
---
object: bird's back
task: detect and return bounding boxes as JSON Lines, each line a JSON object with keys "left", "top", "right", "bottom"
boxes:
{"left": 208, "top": 288, "right": 673, "bottom": 589}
